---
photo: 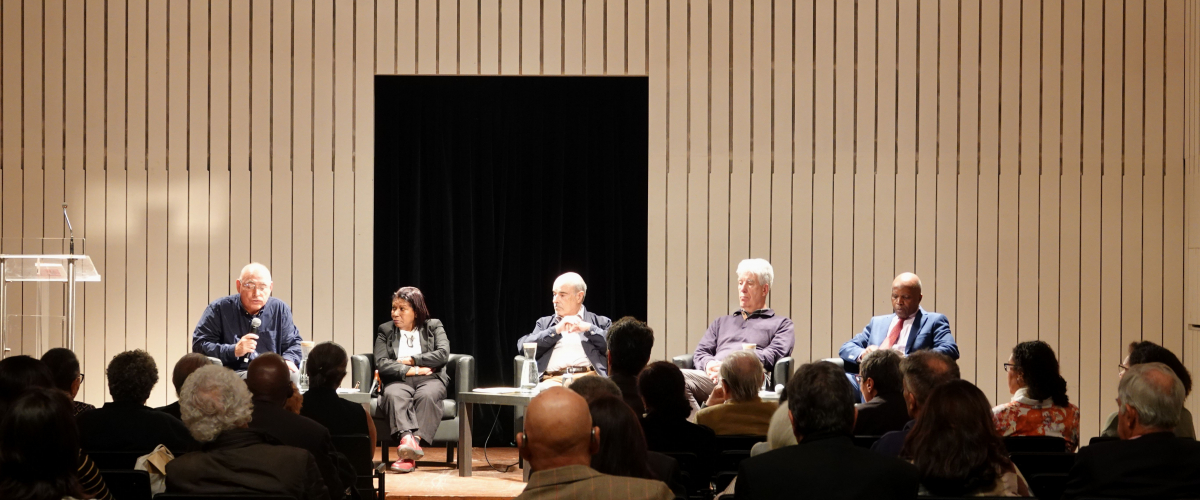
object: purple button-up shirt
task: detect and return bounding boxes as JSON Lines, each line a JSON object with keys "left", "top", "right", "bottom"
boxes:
{"left": 692, "top": 308, "right": 795, "bottom": 371}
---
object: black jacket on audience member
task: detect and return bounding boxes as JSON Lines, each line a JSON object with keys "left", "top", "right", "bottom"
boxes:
{"left": 166, "top": 428, "right": 329, "bottom": 500}
{"left": 737, "top": 433, "right": 919, "bottom": 500}
{"left": 299, "top": 387, "right": 370, "bottom": 436}
{"left": 249, "top": 402, "right": 351, "bottom": 500}
{"left": 77, "top": 400, "right": 196, "bottom": 453}
{"left": 1063, "top": 431, "right": 1200, "bottom": 500}
{"left": 870, "top": 419, "right": 915, "bottom": 458}
{"left": 156, "top": 401, "right": 182, "bottom": 420}
{"left": 853, "top": 394, "right": 911, "bottom": 436}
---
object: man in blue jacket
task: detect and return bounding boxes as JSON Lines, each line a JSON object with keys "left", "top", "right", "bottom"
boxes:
{"left": 517, "top": 272, "right": 612, "bottom": 387}
{"left": 839, "top": 272, "right": 958, "bottom": 402}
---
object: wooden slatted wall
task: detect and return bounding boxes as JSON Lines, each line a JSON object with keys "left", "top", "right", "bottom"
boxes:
{"left": 0, "top": 0, "right": 1197, "bottom": 442}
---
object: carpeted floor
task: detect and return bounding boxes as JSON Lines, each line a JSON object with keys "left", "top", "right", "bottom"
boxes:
{"left": 373, "top": 446, "right": 527, "bottom": 500}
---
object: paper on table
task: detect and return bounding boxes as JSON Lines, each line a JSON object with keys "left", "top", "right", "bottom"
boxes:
{"left": 473, "top": 387, "right": 523, "bottom": 394}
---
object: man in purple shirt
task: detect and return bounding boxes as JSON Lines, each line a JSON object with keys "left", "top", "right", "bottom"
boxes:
{"left": 684, "top": 259, "right": 795, "bottom": 408}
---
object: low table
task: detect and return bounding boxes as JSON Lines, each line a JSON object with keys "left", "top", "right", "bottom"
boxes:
{"left": 457, "top": 390, "right": 534, "bottom": 480}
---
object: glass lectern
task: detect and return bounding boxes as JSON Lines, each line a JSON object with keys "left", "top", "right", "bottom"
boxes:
{"left": 0, "top": 238, "right": 101, "bottom": 356}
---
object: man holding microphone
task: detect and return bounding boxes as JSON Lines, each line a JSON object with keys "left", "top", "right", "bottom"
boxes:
{"left": 192, "top": 263, "right": 304, "bottom": 378}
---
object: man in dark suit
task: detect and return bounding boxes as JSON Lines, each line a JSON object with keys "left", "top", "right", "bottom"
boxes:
{"left": 77, "top": 350, "right": 196, "bottom": 453}
{"left": 246, "top": 354, "right": 351, "bottom": 500}
{"left": 1063, "top": 362, "right": 1200, "bottom": 500}
{"left": 516, "top": 272, "right": 612, "bottom": 385}
{"left": 870, "top": 350, "right": 960, "bottom": 458}
{"left": 839, "top": 273, "right": 958, "bottom": 402}
{"left": 736, "top": 361, "right": 919, "bottom": 500}
{"left": 853, "top": 349, "right": 910, "bottom": 436}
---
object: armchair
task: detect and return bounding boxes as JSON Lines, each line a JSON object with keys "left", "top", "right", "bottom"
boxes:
{"left": 670, "top": 354, "right": 794, "bottom": 390}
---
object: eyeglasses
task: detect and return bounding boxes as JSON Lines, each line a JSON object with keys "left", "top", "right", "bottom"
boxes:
{"left": 1003, "top": 363, "right": 1018, "bottom": 372}
{"left": 241, "top": 281, "right": 272, "bottom": 292}
{"left": 77, "top": 373, "right": 85, "bottom": 382}
{"left": 1117, "top": 364, "right": 1130, "bottom": 375}
{"left": 854, "top": 374, "right": 863, "bottom": 383}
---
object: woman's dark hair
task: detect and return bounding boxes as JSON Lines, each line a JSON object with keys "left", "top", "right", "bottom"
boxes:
{"left": 588, "top": 395, "right": 656, "bottom": 480}
{"left": 306, "top": 342, "right": 349, "bottom": 390}
{"left": 903, "top": 379, "right": 1012, "bottom": 496}
{"left": 0, "top": 356, "right": 54, "bottom": 417}
{"left": 392, "top": 287, "right": 431, "bottom": 328}
{"left": 1012, "top": 340, "right": 1070, "bottom": 407}
{"left": 637, "top": 361, "right": 692, "bottom": 420}
{"left": 39, "top": 348, "right": 80, "bottom": 394}
{"left": 0, "top": 387, "right": 84, "bottom": 500}
{"left": 1128, "top": 341, "right": 1192, "bottom": 396}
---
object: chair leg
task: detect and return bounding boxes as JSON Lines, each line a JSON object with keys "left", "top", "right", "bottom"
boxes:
{"left": 446, "top": 442, "right": 455, "bottom": 463}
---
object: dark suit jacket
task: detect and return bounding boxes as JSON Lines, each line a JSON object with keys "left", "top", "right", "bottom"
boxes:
{"left": 249, "top": 402, "right": 350, "bottom": 500}
{"left": 1063, "top": 431, "right": 1200, "bottom": 500}
{"left": 166, "top": 428, "right": 329, "bottom": 500}
{"left": 736, "top": 434, "right": 919, "bottom": 500}
{"left": 611, "top": 372, "right": 646, "bottom": 416}
{"left": 516, "top": 308, "right": 612, "bottom": 377}
{"left": 155, "top": 401, "right": 182, "bottom": 420}
{"left": 871, "top": 419, "right": 915, "bottom": 458}
{"left": 77, "top": 401, "right": 196, "bottom": 453}
{"left": 373, "top": 319, "right": 451, "bottom": 386}
{"left": 854, "top": 394, "right": 911, "bottom": 436}
{"left": 839, "top": 307, "right": 958, "bottom": 372}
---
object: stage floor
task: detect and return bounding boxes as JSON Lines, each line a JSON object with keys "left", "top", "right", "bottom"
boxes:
{"left": 375, "top": 446, "right": 527, "bottom": 500}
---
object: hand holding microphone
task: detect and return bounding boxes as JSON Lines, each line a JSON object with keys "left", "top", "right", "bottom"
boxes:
{"left": 236, "top": 318, "right": 262, "bottom": 361}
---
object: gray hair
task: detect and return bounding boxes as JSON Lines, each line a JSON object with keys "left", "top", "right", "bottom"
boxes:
{"left": 719, "top": 350, "right": 765, "bottom": 402}
{"left": 736, "top": 259, "right": 774, "bottom": 288}
{"left": 179, "top": 365, "right": 255, "bottom": 443}
{"left": 554, "top": 272, "right": 588, "bottom": 296}
{"left": 1119, "top": 362, "right": 1186, "bottom": 430}
{"left": 239, "top": 262, "right": 273, "bottom": 282}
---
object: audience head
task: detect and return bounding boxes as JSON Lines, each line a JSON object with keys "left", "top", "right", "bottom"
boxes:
{"left": 859, "top": 348, "right": 903, "bottom": 402}
{"left": 172, "top": 353, "right": 213, "bottom": 396}
{"left": 587, "top": 395, "right": 655, "bottom": 480}
{"left": 736, "top": 259, "right": 774, "bottom": 312}
{"left": 1126, "top": 341, "right": 1192, "bottom": 396}
{"left": 246, "top": 353, "right": 292, "bottom": 405}
{"left": 720, "top": 350, "right": 765, "bottom": 403}
{"left": 901, "top": 350, "right": 961, "bottom": 418}
{"left": 106, "top": 350, "right": 159, "bottom": 404}
{"left": 891, "top": 272, "right": 924, "bottom": 319}
{"left": 39, "top": 348, "right": 83, "bottom": 399}
{"left": 904, "top": 379, "right": 1010, "bottom": 496}
{"left": 391, "top": 286, "right": 431, "bottom": 331}
{"left": 1117, "top": 362, "right": 1186, "bottom": 439}
{"left": 1007, "top": 340, "right": 1070, "bottom": 406}
{"left": 517, "top": 387, "right": 599, "bottom": 471}
{"left": 180, "top": 365, "right": 255, "bottom": 443}
{"left": 306, "top": 342, "right": 348, "bottom": 390}
{"left": 638, "top": 361, "right": 692, "bottom": 420}
{"left": 236, "top": 262, "right": 274, "bottom": 315}
{"left": 0, "top": 356, "right": 54, "bottom": 416}
{"left": 605, "top": 317, "right": 655, "bottom": 376}
{"left": 0, "top": 387, "right": 83, "bottom": 500}
{"left": 787, "top": 361, "right": 856, "bottom": 440}
{"left": 568, "top": 376, "right": 622, "bottom": 403}
{"left": 551, "top": 273, "right": 588, "bottom": 317}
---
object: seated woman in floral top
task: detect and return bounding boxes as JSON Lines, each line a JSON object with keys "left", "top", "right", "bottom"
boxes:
{"left": 993, "top": 340, "right": 1080, "bottom": 452}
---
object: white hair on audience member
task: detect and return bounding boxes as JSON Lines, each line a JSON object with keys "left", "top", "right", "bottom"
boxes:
{"left": 554, "top": 272, "right": 588, "bottom": 296}
{"left": 1119, "top": 362, "right": 1187, "bottom": 430}
{"left": 736, "top": 259, "right": 774, "bottom": 288}
{"left": 179, "top": 365, "right": 255, "bottom": 443}
{"left": 720, "top": 350, "right": 766, "bottom": 403}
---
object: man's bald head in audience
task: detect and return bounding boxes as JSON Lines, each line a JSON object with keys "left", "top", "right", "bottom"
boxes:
{"left": 245, "top": 353, "right": 292, "bottom": 405}
{"left": 900, "top": 350, "right": 960, "bottom": 418}
{"left": 517, "top": 387, "right": 599, "bottom": 471}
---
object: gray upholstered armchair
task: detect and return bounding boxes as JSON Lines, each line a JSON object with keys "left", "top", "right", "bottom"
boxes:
{"left": 351, "top": 353, "right": 476, "bottom": 464}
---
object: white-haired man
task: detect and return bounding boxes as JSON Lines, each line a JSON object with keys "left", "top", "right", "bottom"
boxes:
{"left": 192, "top": 263, "right": 304, "bottom": 374}
{"left": 685, "top": 259, "right": 795, "bottom": 407}
{"left": 516, "top": 272, "right": 613, "bottom": 385}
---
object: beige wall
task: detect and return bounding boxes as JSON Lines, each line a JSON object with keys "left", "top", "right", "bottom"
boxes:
{"left": 1, "top": 0, "right": 1198, "bottom": 442}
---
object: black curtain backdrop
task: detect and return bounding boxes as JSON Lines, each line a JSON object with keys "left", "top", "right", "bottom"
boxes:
{"left": 374, "top": 75, "right": 648, "bottom": 444}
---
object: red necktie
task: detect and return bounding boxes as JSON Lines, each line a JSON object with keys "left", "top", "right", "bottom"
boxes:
{"left": 881, "top": 318, "right": 904, "bottom": 350}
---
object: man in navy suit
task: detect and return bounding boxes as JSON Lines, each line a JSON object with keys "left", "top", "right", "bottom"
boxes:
{"left": 517, "top": 272, "right": 613, "bottom": 386}
{"left": 838, "top": 273, "right": 958, "bottom": 401}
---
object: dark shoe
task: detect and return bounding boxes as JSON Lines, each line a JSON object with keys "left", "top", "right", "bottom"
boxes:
{"left": 390, "top": 459, "right": 416, "bottom": 473}
{"left": 398, "top": 434, "right": 425, "bottom": 460}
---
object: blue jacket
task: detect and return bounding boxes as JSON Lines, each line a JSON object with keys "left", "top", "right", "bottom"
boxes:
{"left": 516, "top": 307, "right": 612, "bottom": 377}
{"left": 838, "top": 307, "right": 958, "bottom": 372}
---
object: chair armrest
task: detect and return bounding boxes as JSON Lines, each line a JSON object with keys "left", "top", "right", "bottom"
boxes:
{"left": 206, "top": 356, "right": 222, "bottom": 366}
{"left": 351, "top": 354, "right": 373, "bottom": 391}
{"left": 822, "top": 357, "right": 845, "bottom": 370}
{"left": 671, "top": 354, "right": 694, "bottom": 370}
{"left": 446, "top": 354, "right": 476, "bottom": 398}
{"left": 772, "top": 357, "right": 793, "bottom": 390}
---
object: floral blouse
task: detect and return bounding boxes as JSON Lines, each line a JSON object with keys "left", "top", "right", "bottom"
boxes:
{"left": 992, "top": 388, "right": 1080, "bottom": 452}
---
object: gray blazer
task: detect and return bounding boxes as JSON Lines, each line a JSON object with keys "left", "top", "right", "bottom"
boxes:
{"left": 373, "top": 319, "right": 450, "bottom": 386}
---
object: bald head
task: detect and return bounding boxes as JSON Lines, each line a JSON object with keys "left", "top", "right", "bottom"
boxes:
{"left": 519, "top": 387, "right": 598, "bottom": 471}
{"left": 1118, "top": 362, "right": 1187, "bottom": 438}
{"left": 236, "top": 263, "right": 274, "bottom": 314}
{"left": 890, "top": 272, "right": 924, "bottom": 319}
{"left": 245, "top": 354, "right": 292, "bottom": 405}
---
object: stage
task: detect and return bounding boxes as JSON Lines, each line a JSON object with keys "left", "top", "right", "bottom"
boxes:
{"left": 376, "top": 446, "right": 526, "bottom": 500}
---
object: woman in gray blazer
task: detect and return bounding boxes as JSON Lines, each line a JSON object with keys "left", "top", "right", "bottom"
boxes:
{"left": 373, "top": 286, "right": 449, "bottom": 473}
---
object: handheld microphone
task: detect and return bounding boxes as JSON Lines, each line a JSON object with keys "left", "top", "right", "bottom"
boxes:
{"left": 242, "top": 317, "right": 262, "bottom": 363}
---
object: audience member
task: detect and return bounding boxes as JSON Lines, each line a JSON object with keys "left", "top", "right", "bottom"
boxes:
{"left": 638, "top": 361, "right": 716, "bottom": 458}
{"left": 514, "top": 387, "right": 673, "bottom": 500}
{"left": 40, "top": 347, "right": 94, "bottom": 416}
{"left": 1063, "top": 363, "right": 1200, "bottom": 500}
{"left": 696, "top": 350, "right": 777, "bottom": 435}
{"left": 735, "top": 361, "right": 919, "bottom": 500}
{"left": 605, "top": 316, "right": 655, "bottom": 415}
{"left": 0, "top": 388, "right": 85, "bottom": 500}
{"left": 572, "top": 382, "right": 685, "bottom": 497}
{"left": 853, "top": 348, "right": 909, "bottom": 436}
{"left": 166, "top": 365, "right": 330, "bottom": 500}
{"left": 155, "top": 353, "right": 213, "bottom": 420}
{"left": 1101, "top": 341, "right": 1195, "bottom": 438}
{"left": 993, "top": 340, "right": 1080, "bottom": 451}
{"left": 246, "top": 353, "right": 350, "bottom": 500}
{"left": 285, "top": 382, "right": 304, "bottom": 414}
{"left": 300, "top": 342, "right": 376, "bottom": 454}
{"left": 76, "top": 349, "right": 196, "bottom": 453}
{"left": 906, "top": 379, "right": 1030, "bottom": 496}
{"left": 871, "top": 350, "right": 960, "bottom": 457}
{"left": 568, "top": 375, "right": 622, "bottom": 402}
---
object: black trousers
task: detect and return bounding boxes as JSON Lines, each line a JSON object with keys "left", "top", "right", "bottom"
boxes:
{"left": 378, "top": 375, "right": 446, "bottom": 445}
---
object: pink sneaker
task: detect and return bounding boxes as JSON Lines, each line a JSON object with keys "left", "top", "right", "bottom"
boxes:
{"left": 397, "top": 434, "right": 425, "bottom": 460}
{"left": 389, "top": 459, "right": 416, "bottom": 473}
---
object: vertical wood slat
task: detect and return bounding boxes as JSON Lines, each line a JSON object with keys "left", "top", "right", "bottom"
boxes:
{"left": 975, "top": 0, "right": 1001, "bottom": 400}
{"left": 125, "top": 0, "right": 148, "bottom": 366}
{"left": 500, "top": 0, "right": 520, "bottom": 74}
{"left": 270, "top": 0, "right": 292, "bottom": 312}
{"left": 934, "top": 0, "right": 958, "bottom": 367}
{"left": 290, "top": 0, "right": 314, "bottom": 344}
{"left": 20, "top": 0, "right": 42, "bottom": 358}
{"left": 830, "top": 0, "right": 855, "bottom": 355}
{"left": 1078, "top": 0, "right": 1106, "bottom": 441}
{"left": 143, "top": 0, "right": 169, "bottom": 407}
{"left": 584, "top": 0, "right": 604, "bottom": 74}
{"left": 750, "top": 0, "right": 773, "bottom": 261}
{"left": 2, "top": 0, "right": 24, "bottom": 359}
{"left": 165, "top": 0, "right": 190, "bottom": 396}
{"left": 685, "top": 0, "right": 710, "bottom": 354}
{"left": 914, "top": 0, "right": 938, "bottom": 304}
{"left": 1039, "top": 0, "right": 1063, "bottom": 352}
{"left": 664, "top": 0, "right": 687, "bottom": 359}
{"left": 1058, "top": 0, "right": 1084, "bottom": 415}
{"left": 104, "top": 0, "right": 128, "bottom": 399}
{"left": 956, "top": 0, "right": 981, "bottom": 391}
{"left": 1163, "top": 0, "right": 1187, "bottom": 359}
{"left": 996, "top": 0, "right": 1021, "bottom": 406}
{"left": 185, "top": 0, "right": 210, "bottom": 394}
{"left": 1017, "top": 0, "right": 1041, "bottom": 347}
{"left": 873, "top": 0, "right": 898, "bottom": 317}
{"left": 417, "top": 0, "right": 436, "bottom": 74}
{"left": 1142, "top": 0, "right": 1166, "bottom": 346}
{"left": 542, "top": 0, "right": 562, "bottom": 75}
{"left": 1122, "top": 0, "right": 1146, "bottom": 358}
{"left": 331, "top": 0, "right": 355, "bottom": 351}
{"left": 727, "top": 0, "right": 750, "bottom": 321}
{"left": 851, "top": 0, "right": 877, "bottom": 335}
{"left": 790, "top": 0, "right": 815, "bottom": 365}
{"left": 771, "top": 0, "right": 795, "bottom": 325}
{"left": 83, "top": 0, "right": 106, "bottom": 400}
{"left": 645, "top": 0, "right": 666, "bottom": 359}
{"left": 707, "top": 0, "right": 731, "bottom": 334}
{"left": 310, "top": 0, "right": 334, "bottom": 346}
{"left": 1099, "top": 0, "right": 1126, "bottom": 438}
{"left": 41, "top": 0, "right": 66, "bottom": 361}
{"left": 354, "top": 0, "right": 375, "bottom": 364}
{"left": 809, "top": 0, "right": 835, "bottom": 358}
